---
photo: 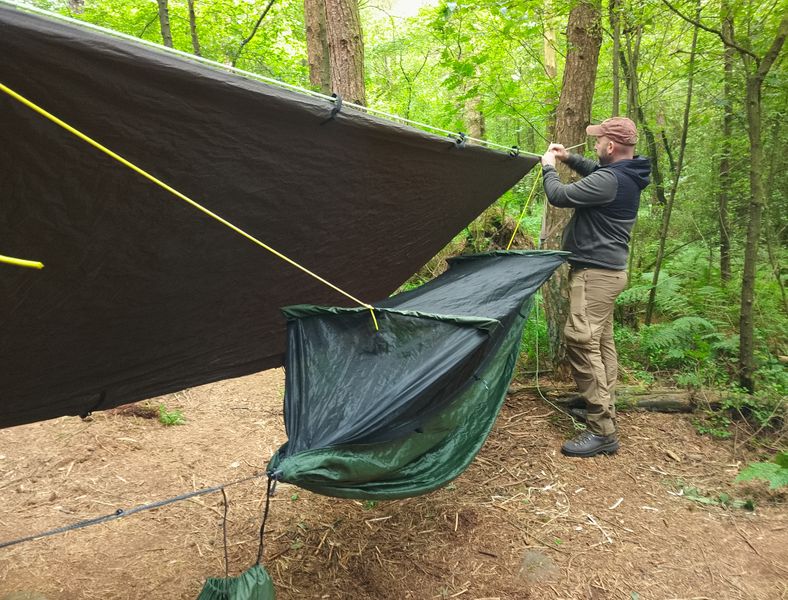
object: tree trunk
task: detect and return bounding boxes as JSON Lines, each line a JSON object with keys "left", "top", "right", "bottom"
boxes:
{"left": 305, "top": 0, "right": 331, "bottom": 94}
{"left": 609, "top": 0, "right": 621, "bottom": 116}
{"left": 543, "top": 0, "right": 558, "bottom": 137}
{"left": 156, "top": 0, "right": 173, "bottom": 48}
{"left": 624, "top": 25, "right": 641, "bottom": 119}
{"left": 645, "top": 7, "right": 700, "bottom": 325}
{"left": 465, "top": 95, "right": 485, "bottom": 140}
{"left": 187, "top": 0, "right": 201, "bottom": 56}
{"left": 325, "top": 0, "right": 366, "bottom": 106}
{"left": 541, "top": 0, "right": 602, "bottom": 373}
{"left": 718, "top": 1, "right": 734, "bottom": 283}
{"left": 737, "top": 17, "right": 786, "bottom": 392}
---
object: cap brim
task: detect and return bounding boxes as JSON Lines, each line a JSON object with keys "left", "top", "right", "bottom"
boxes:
{"left": 586, "top": 124, "right": 604, "bottom": 136}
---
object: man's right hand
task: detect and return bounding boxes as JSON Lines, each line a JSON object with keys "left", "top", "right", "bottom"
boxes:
{"left": 548, "top": 143, "right": 569, "bottom": 161}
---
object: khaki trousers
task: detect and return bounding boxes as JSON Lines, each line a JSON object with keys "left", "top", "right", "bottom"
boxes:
{"left": 564, "top": 267, "right": 628, "bottom": 436}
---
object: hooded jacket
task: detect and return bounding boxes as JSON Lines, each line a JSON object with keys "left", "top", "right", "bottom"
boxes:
{"left": 542, "top": 154, "right": 651, "bottom": 270}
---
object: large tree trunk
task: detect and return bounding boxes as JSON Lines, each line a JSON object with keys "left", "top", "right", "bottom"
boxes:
{"left": 645, "top": 8, "right": 700, "bottom": 325}
{"left": 718, "top": 1, "right": 734, "bottom": 283}
{"left": 541, "top": 0, "right": 602, "bottom": 373}
{"left": 305, "top": 0, "right": 331, "bottom": 94}
{"left": 325, "top": 0, "right": 366, "bottom": 105}
{"left": 187, "top": 0, "right": 201, "bottom": 56}
{"left": 156, "top": 0, "right": 173, "bottom": 48}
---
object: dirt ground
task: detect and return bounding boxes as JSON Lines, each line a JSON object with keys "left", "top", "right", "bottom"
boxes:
{"left": 1, "top": 369, "right": 786, "bottom": 600}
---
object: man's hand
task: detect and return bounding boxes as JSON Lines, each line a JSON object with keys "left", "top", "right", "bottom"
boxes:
{"left": 541, "top": 150, "right": 556, "bottom": 168}
{"left": 541, "top": 143, "right": 569, "bottom": 168}
{"left": 548, "top": 143, "right": 569, "bottom": 161}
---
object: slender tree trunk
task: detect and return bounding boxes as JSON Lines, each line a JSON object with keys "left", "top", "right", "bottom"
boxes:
{"left": 645, "top": 7, "right": 700, "bottom": 325}
{"left": 718, "top": 1, "right": 734, "bottom": 283}
{"left": 156, "top": 0, "right": 173, "bottom": 48}
{"left": 619, "top": 50, "right": 667, "bottom": 205}
{"left": 325, "top": 0, "right": 366, "bottom": 105}
{"left": 541, "top": 0, "right": 602, "bottom": 373}
{"left": 187, "top": 0, "right": 201, "bottom": 56}
{"left": 543, "top": 0, "right": 558, "bottom": 137}
{"left": 465, "top": 95, "right": 485, "bottom": 139}
{"left": 609, "top": 0, "right": 621, "bottom": 116}
{"left": 738, "top": 17, "right": 787, "bottom": 392}
{"left": 624, "top": 25, "right": 641, "bottom": 119}
{"left": 305, "top": 0, "right": 331, "bottom": 94}
{"left": 68, "top": 0, "right": 84, "bottom": 13}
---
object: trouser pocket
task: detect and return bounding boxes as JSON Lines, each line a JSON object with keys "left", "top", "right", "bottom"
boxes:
{"left": 564, "top": 271, "right": 591, "bottom": 345}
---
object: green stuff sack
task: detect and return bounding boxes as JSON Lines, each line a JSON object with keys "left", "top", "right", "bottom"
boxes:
{"left": 196, "top": 565, "right": 275, "bottom": 600}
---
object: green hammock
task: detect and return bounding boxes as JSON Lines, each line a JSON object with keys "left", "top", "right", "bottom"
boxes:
{"left": 267, "top": 251, "right": 566, "bottom": 499}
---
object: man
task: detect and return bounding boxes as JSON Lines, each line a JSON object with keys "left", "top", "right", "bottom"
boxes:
{"left": 540, "top": 117, "right": 651, "bottom": 458}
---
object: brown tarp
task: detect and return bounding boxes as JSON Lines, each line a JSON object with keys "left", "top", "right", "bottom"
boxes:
{"left": 0, "top": 5, "right": 537, "bottom": 428}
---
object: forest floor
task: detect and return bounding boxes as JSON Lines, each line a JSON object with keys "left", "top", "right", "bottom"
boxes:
{"left": 1, "top": 369, "right": 786, "bottom": 600}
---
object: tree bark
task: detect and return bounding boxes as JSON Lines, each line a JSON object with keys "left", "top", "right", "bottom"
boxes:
{"left": 156, "top": 0, "right": 173, "bottom": 48}
{"left": 541, "top": 0, "right": 602, "bottom": 374}
{"left": 718, "top": 1, "right": 734, "bottom": 283}
{"left": 645, "top": 6, "right": 700, "bottom": 325}
{"left": 305, "top": 0, "right": 331, "bottom": 94}
{"left": 187, "top": 0, "right": 201, "bottom": 56}
{"left": 325, "top": 0, "right": 366, "bottom": 106}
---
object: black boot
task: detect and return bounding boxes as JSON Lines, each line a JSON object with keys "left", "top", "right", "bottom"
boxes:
{"left": 561, "top": 430, "right": 619, "bottom": 458}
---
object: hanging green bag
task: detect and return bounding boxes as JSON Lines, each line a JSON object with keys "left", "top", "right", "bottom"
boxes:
{"left": 196, "top": 564, "right": 275, "bottom": 600}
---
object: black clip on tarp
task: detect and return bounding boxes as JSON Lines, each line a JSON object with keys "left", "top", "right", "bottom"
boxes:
{"left": 321, "top": 93, "right": 343, "bottom": 124}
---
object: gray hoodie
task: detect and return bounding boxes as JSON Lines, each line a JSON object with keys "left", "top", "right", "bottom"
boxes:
{"left": 542, "top": 154, "right": 652, "bottom": 270}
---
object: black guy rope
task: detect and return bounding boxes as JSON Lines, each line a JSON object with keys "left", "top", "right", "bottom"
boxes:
{"left": 0, "top": 472, "right": 268, "bottom": 550}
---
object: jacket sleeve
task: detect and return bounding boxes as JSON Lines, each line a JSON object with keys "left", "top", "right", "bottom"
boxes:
{"left": 565, "top": 153, "right": 599, "bottom": 177}
{"left": 542, "top": 165, "right": 618, "bottom": 208}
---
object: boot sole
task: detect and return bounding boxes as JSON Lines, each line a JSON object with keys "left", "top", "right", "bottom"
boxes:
{"left": 561, "top": 441, "right": 620, "bottom": 458}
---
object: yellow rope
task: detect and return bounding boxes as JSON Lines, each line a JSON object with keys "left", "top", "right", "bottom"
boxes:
{"left": 506, "top": 165, "right": 543, "bottom": 250}
{"left": 0, "top": 254, "right": 44, "bottom": 269}
{"left": 0, "top": 82, "right": 379, "bottom": 330}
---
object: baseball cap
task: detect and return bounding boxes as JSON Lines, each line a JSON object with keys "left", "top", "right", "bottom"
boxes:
{"left": 586, "top": 117, "right": 638, "bottom": 145}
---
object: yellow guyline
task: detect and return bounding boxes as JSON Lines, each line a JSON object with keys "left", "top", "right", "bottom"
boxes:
{"left": 506, "top": 165, "right": 542, "bottom": 251}
{"left": 0, "top": 254, "right": 44, "bottom": 269}
{"left": 0, "top": 82, "right": 379, "bottom": 331}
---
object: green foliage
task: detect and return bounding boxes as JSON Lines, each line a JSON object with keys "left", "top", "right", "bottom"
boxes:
{"left": 736, "top": 452, "right": 788, "bottom": 490}
{"left": 680, "top": 485, "right": 755, "bottom": 510}
{"left": 157, "top": 404, "right": 185, "bottom": 426}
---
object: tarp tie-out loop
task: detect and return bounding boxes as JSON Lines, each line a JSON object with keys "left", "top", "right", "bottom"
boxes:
{"left": 0, "top": 253, "right": 44, "bottom": 269}
{"left": 255, "top": 475, "right": 277, "bottom": 565}
{"left": 0, "top": 81, "right": 379, "bottom": 332}
{"left": 453, "top": 132, "right": 467, "bottom": 148}
{"left": 509, "top": 145, "right": 520, "bottom": 158}
{"left": 321, "top": 92, "right": 342, "bottom": 123}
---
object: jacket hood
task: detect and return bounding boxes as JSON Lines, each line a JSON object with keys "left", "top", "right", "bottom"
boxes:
{"left": 609, "top": 156, "right": 652, "bottom": 190}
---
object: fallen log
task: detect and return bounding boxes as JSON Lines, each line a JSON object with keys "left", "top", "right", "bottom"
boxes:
{"left": 509, "top": 385, "right": 706, "bottom": 413}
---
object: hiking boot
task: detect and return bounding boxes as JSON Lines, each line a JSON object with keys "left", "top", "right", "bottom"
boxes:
{"left": 561, "top": 430, "right": 619, "bottom": 458}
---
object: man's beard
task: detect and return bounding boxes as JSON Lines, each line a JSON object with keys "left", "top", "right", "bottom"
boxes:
{"left": 598, "top": 151, "right": 613, "bottom": 165}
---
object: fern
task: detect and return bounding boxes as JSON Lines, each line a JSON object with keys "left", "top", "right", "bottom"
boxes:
{"left": 641, "top": 316, "right": 715, "bottom": 352}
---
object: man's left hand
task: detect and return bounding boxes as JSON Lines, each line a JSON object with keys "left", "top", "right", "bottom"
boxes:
{"left": 541, "top": 150, "right": 556, "bottom": 168}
